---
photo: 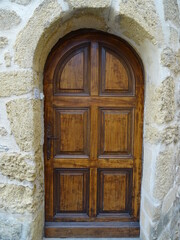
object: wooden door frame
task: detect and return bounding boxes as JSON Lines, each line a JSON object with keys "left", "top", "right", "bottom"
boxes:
{"left": 44, "top": 29, "right": 144, "bottom": 238}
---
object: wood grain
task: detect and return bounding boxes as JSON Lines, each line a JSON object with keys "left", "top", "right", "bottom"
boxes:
{"left": 44, "top": 29, "right": 144, "bottom": 237}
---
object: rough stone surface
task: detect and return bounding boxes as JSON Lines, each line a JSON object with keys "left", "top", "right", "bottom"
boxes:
{"left": 144, "top": 125, "right": 161, "bottom": 144}
{"left": 10, "top": 0, "right": 32, "bottom": 5}
{"left": 14, "top": 0, "right": 63, "bottom": 69}
{"left": 162, "top": 187, "right": 177, "bottom": 215}
{"left": 169, "top": 27, "right": 179, "bottom": 48}
{"left": 0, "top": 37, "right": 8, "bottom": 49}
{"left": 0, "top": 215, "right": 22, "bottom": 240}
{"left": 0, "top": 183, "right": 43, "bottom": 214}
{"left": 143, "top": 196, "right": 161, "bottom": 221}
{"left": 0, "top": 71, "right": 33, "bottom": 97}
{"left": 0, "top": 127, "right": 8, "bottom": 137}
{"left": 163, "top": 0, "right": 180, "bottom": 26}
{"left": 154, "top": 77, "right": 175, "bottom": 124}
{"left": 4, "top": 52, "right": 12, "bottom": 67}
{"left": 6, "top": 99, "right": 41, "bottom": 152}
{"left": 0, "top": 153, "right": 37, "bottom": 182}
{"left": 66, "top": 0, "right": 111, "bottom": 8}
{"left": 153, "top": 149, "right": 174, "bottom": 200}
{"left": 30, "top": 208, "right": 44, "bottom": 240}
{"left": 0, "top": 9, "right": 21, "bottom": 30}
{"left": 161, "top": 125, "right": 179, "bottom": 145}
{"left": 117, "top": 0, "right": 163, "bottom": 44}
{"left": 161, "top": 47, "right": 180, "bottom": 74}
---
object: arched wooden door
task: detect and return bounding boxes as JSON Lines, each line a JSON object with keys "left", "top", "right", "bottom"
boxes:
{"left": 44, "top": 30, "right": 144, "bottom": 238}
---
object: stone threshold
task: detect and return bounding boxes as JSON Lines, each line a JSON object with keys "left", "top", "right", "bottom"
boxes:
{"left": 44, "top": 238, "right": 140, "bottom": 240}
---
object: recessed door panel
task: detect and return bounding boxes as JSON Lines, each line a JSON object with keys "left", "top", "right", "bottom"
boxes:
{"left": 54, "top": 108, "right": 90, "bottom": 157}
{"left": 99, "top": 108, "right": 133, "bottom": 158}
{"left": 54, "top": 169, "right": 89, "bottom": 216}
{"left": 98, "top": 169, "right": 132, "bottom": 214}
{"left": 100, "top": 47, "right": 134, "bottom": 96}
{"left": 54, "top": 45, "right": 90, "bottom": 95}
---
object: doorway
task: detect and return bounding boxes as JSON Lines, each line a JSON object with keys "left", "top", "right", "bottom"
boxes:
{"left": 44, "top": 29, "right": 144, "bottom": 238}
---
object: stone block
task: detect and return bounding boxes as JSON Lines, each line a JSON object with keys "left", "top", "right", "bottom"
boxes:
{"left": 0, "top": 183, "right": 43, "bottom": 214}
{"left": 30, "top": 208, "right": 44, "bottom": 240}
{"left": 161, "top": 47, "right": 180, "bottom": 74}
{"left": 66, "top": 0, "right": 111, "bottom": 8}
{"left": 0, "top": 153, "right": 37, "bottom": 182}
{"left": 0, "top": 9, "right": 21, "bottom": 30}
{"left": 154, "top": 77, "right": 175, "bottom": 124}
{"left": 4, "top": 52, "right": 12, "bottom": 67}
{"left": 162, "top": 187, "right": 177, "bottom": 215}
{"left": 0, "top": 71, "right": 34, "bottom": 97}
{"left": 0, "top": 127, "right": 8, "bottom": 136}
{"left": 10, "top": 0, "right": 32, "bottom": 5}
{"left": 161, "top": 125, "right": 179, "bottom": 145}
{"left": 143, "top": 196, "right": 161, "bottom": 221}
{"left": 141, "top": 146, "right": 153, "bottom": 193}
{"left": 153, "top": 149, "right": 174, "bottom": 200}
{"left": 169, "top": 27, "right": 179, "bottom": 48}
{"left": 158, "top": 225, "right": 171, "bottom": 240}
{"left": 117, "top": 0, "right": 163, "bottom": 45}
{"left": 0, "top": 214, "right": 22, "bottom": 240}
{"left": 144, "top": 125, "right": 161, "bottom": 144}
{"left": 163, "top": 0, "right": 180, "bottom": 27}
{"left": 0, "top": 37, "right": 8, "bottom": 49}
{"left": 6, "top": 99, "right": 42, "bottom": 152}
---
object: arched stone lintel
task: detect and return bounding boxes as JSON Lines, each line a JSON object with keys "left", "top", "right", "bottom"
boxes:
{"left": 13, "top": 0, "right": 163, "bottom": 73}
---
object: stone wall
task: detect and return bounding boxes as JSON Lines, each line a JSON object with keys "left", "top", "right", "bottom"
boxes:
{"left": 0, "top": 0, "right": 179, "bottom": 239}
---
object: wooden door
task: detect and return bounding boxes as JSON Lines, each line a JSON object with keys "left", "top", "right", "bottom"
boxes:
{"left": 44, "top": 30, "right": 144, "bottom": 238}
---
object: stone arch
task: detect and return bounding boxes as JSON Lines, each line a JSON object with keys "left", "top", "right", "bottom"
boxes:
{"left": 13, "top": 1, "right": 175, "bottom": 239}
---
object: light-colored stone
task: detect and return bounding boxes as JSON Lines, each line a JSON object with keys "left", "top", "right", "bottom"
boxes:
{"left": 14, "top": 0, "right": 63, "bottom": 69}
{"left": 0, "top": 9, "right": 21, "bottom": 30}
{"left": 117, "top": 0, "right": 163, "bottom": 45}
{"left": 161, "top": 47, "right": 180, "bottom": 74}
{"left": 0, "top": 153, "right": 37, "bottom": 182}
{"left": 30, "top": 208, "right": 44, "bottom": 240}
{"left": 6, "top": 99, "right": 42, "bottom": 152}
{"left": 0, "top": 183, "right": 43, "bottom": 214}
{"left": 163, "top": 0, "right": 180, "bottom": 27}
{"left": 0, "top": 215, "right": 22, "bottom": 240}
{"left": 10, "top": 0, "right": 32, "bottom": 5}
{"left": 158, "top": 225, "right": 171, "bottom": 240}
{"left": 162, "top": 187, "right": 177, "bottom": 215}
{"left": 0, "top": 71, "right": 34, "bottom": 97}
{"left": 153, "top": 149, "right": 174, "bottom": 200}
{"left": 66, "top": 0, "right": 111, "bottom": 8}
{"left": 169, "top": 27, "right": 179, "bottom": 48}
{"left": 161, "top": 125, "right": 179, "bottom": 145}
{"left": 0, "top": 127, "right": 8, "bottom": 136}
{"left": 142, "top": 146, "right": 153, "bottom": 193}
{"left": 4, "top": 52, "right": 12, "bottom": 67}
{"left": 154, "top": 77, "right": 175, "bottom": 124}
{"left": 143, "top": 196, "right": 161, "bottom": 221}
{"left": 144, "top": 125, "right": 161, "bottom": 144}
{"left": 0, "top": 37, "right": 8, "bottom": 49}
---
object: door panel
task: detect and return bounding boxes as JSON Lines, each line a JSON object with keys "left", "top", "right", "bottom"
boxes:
{"left": 44, "top": 30, "right": 144, "bottom": 238}
{"left": 54, "top": 108, "right": 90, "bottom": 157}
{"left": 54, "top": 169, "right": 89, "bottom": 216}
{"left": 99, "top": 108, "right": 133, "bottom": 157}
{"left": 97, "top": 169, "right": 132, "bottom": 214}
{"left": 100, "top": 46, "right": 134, "bottom": 96}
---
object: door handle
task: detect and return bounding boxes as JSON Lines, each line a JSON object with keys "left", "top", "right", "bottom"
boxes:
{"left": 47, "top": 124, "right": 58, "bottom": 160}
